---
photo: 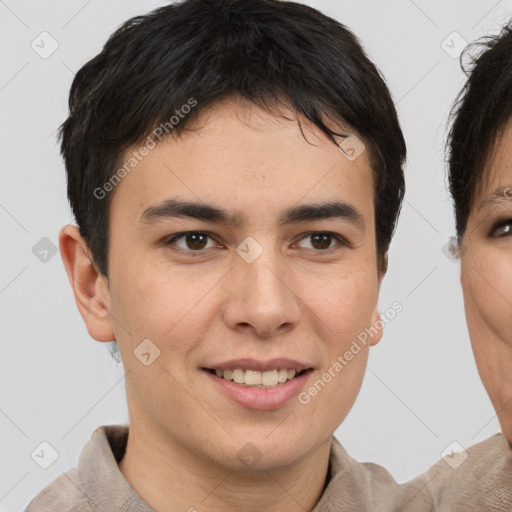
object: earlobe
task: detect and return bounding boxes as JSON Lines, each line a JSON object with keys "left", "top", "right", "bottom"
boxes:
{"left": 59, "top": 225, "right": 116, "bottom": 343}
{"left": 369, "top": 307, "right": 384, "bottom": 347}
{"left": 370, "top": 254, "right": 387, "bottom": 347}
{"left": 379, "top": 253, "right": 388, "bottom": 279}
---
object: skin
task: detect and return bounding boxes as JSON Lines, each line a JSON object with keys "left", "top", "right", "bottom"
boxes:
{"left": 59, "top": 97, "right": 385, "bottom": 512}
{"left": 460, "top": 119, "right": 512, "bottom": 447}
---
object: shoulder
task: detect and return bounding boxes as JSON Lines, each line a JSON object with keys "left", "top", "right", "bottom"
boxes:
{"left": 329, "top": 435, "right": 398, "bottom": 486}
{"left": 24, "top": 468, "right": 95, "bottom": 512}
{"left": 409, "top": 433, "right": 512, "bottom": 511}
{"left": 24, "top": 424, "right": 130, "bottom": 512}
{"left": 318, "top": 437, "right": 431, "bottom": 511}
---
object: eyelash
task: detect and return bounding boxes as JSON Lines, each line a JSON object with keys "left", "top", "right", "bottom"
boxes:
{"left": 164, "top": 231, "right": 349, "bottom": 256}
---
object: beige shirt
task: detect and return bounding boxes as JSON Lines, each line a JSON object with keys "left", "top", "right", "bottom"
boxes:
{"left": 24, "top": 425, "right": 512, "bottom": 511}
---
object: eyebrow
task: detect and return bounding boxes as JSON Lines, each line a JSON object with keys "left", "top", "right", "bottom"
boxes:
{"left": 140, "top": 198, "right": 365, "bottom": 230}
{"left": 477, "top": 186, "right": 512, "bottom": 211}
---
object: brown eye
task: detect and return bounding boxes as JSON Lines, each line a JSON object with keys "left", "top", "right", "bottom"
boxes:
{"left": 184, "top": 233, "right": 208, "bottom": 250}
{"left": 296, "top": 232, "right": 346, "bottom": 250}
{"left": 166, "top": 232, "right": 216, "bottom": 253}
{"left": 311, "top": 233, "right": 333, "bottom": 250}
{"left": 492, "top": 222, "right": 512, "bottom": 237}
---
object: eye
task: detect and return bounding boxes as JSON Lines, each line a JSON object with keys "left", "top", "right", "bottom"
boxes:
{"left": 491, "top": 221, "right": 512, "bottom": 237}
{"left": 165, "top": 231, "right": 219, "bottom": 254}
{"left": 163, "top": 230, "right": 349, "bottom": 256}
{"left": 295, "top": 232, "right": 348, "bottom": 251}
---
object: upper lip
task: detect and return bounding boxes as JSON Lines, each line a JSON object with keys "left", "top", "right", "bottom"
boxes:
{"left": 203, "top": 358, "right": 312, "bottom": 372}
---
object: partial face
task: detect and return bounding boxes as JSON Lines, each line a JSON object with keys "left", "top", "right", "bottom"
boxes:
{"left": 105, "top": 98, "right": 383, "bottom": 471}
{"left": 460, "top": 119, "right": 512, "bottom": 445}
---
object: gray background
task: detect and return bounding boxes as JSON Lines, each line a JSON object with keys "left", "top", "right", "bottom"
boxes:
{"left": 1, "top": 0, "right": 510, "bottom": 510}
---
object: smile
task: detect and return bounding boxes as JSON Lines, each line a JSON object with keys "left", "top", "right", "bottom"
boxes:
{"left": 206, "top": 368, "right": 308, "bottom": 388}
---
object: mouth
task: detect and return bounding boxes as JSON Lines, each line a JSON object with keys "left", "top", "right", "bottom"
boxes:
{"left": 201, "top": 358, "right": 315, "bottom": 409}
{"left": 203, "top": 367, "right": 312, "bottom": 389}
{"left": 202, "top": 366, "right": 314, "bottom": 410}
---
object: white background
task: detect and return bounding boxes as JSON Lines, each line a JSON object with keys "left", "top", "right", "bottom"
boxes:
{"left": 1, "top": 0, "right": 511, "bottom": 510}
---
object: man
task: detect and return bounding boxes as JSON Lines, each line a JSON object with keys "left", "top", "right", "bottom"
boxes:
{"left": 25, "top": 0, "right": 408, "bottom": 509}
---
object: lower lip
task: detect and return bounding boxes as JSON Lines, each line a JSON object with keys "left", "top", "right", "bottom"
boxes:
{"left": 203, "top": 369, "right": 313, "bottom": 410}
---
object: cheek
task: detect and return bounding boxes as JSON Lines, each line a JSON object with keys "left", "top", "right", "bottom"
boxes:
{"left": 462, "top": 254, "right": 512, "bottom": 348}
{"left": 297, "top": 268, "right": 378, "bottom": 410}
{"left": 304, "top": 269, "right": 379, "bottom": 339}
{"left": 462, "top": 250, "right": 512, "bottom": 443}
{"left": 108, "top": 256, "right": 214, "bottom": 354}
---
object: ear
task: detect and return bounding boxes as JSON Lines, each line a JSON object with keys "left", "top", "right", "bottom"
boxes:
{"left": 368, "top": 308, "right": 384, "bottom": 347}
{"left": 369, "top": 253, "right": 388, "bottom": 347}
{"left": 59, "top": 225, "right": 116, "bottom": 342}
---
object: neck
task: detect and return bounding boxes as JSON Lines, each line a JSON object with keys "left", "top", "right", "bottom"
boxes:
{"left": 118, "top": 421, "right": 332, "bottom": 512}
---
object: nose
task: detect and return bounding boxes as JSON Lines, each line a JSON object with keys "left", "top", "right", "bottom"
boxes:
{"left": 221, "top": 244, "right": 301, "bottom": 339}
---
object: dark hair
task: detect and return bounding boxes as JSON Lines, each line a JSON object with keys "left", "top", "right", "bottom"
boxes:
{"left": 59, "top": 0, "right": 406, "bottom": 276}
{"left": 447, "top": 23, "right": 512, "bottom": 239}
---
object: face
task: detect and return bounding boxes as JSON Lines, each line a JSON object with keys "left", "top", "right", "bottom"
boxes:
{"left": 460, "top": 119, "right": 512, "bottom": 446}
{"left": 78, "top": 98, "right": 384, "bottom": 471}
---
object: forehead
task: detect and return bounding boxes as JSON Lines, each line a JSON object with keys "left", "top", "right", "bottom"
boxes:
{"left": 474, "top": 120, "right": 512, "bottom": 211}
{"left": 110, "top": 99, "right": 376, "bottom": 226}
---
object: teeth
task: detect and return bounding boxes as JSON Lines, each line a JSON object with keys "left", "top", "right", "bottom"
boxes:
{"left": 245, "top": 370, "right": 262, "bottom": 385}
{"left": 262, "top": 370, "right": 278, "bottom": 386}
{"left": 232, "top": 369, "right": 245, "bottom": 384}
{"left": 212, "top": 368, "right": 303, "bottom": 387}
{"left": 278, "top": 369, "right": 288, "bottom": 383}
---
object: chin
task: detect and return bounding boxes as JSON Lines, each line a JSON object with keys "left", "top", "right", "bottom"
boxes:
{"left": 224, "top": 431, "right": 316, "bottom": 472}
